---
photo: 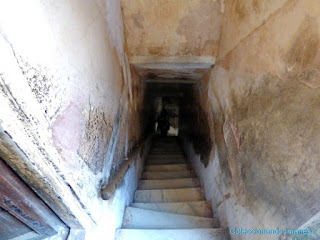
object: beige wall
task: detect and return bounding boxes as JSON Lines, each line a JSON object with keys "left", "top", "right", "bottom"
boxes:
{"left": 218, "top": 0, "right": 288, "bottom": 59}
{"left": 121, "top": 0, "right": 223, "bottom": 58}
{"left": 200, "top": 0, "right": 320, "bottom": 238}
{"left": 0, "top": 0, "right": 145, "bottom": 238}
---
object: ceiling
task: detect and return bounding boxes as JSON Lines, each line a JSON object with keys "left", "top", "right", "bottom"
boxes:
{"left": 131, "top": 56, "right": 215, "bottom": 85}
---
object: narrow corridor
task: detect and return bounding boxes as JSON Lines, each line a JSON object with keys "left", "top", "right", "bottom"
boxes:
{"left": 0, "top": 1, "right": 319, "bottom": 239}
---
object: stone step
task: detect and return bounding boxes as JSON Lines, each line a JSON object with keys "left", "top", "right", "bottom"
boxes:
{"left": 146, "top": 158, "right": 186, "bottom": 165}
{"left": 122, "top": 207, "right": 218, "bottom": 229}
{"left": 145, "top": 164, "right": 191, "bottom": 172}
{"left": 138, "top": 178, "right": 200, "bottom": 189}
{"left": 142, "top": 171, "right": 195, "bottom": 180}
{"left": 115, "top": 228, "right": 230, "bottom": 240}
{"left": 131, "top": 201, "right": 213, "bottom": 218}
{"left": 134, "top": 188, "right": 205, "bottom": 203}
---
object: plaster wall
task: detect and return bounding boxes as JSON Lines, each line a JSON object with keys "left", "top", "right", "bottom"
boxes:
{"left": 183, "top": 0, "right": 320, "bottom": 239}
{"left": 0, "top": 0, "right": 146, "bottom": 239}
{"left": 121, "top": 0, "right": 223, "bottom": 57}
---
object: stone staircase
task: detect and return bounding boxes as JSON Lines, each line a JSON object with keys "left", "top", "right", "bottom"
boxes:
{"left": 115, "top": 137, "right": 230, "bottom": 240}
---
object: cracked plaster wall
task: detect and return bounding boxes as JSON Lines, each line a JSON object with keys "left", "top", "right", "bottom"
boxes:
{"left": 0, "top": 0, "right": 145, "bottom": 239}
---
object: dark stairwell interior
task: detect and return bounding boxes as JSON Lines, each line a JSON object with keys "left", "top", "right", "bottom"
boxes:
{"left": 111, "top": 70, "right": 231, "bottom": 238}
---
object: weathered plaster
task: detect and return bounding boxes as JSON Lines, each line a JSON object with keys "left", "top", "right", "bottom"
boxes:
{"left": 52, "top": 102, "right": 84, "bottom": 152}
{"left": 183, "top": 1, "right": 320, "bottom": 239}
{"left": 1, "top": 0, "right": 320, "bottom": 239}
{"left": 121, "top": 0, "right": 222, "bottom": 57}
{"left": 0, "top": 0, "right": 146, "bottom": 239}
{"left": 218, "top": 0, "right": 288, "bottom": 59}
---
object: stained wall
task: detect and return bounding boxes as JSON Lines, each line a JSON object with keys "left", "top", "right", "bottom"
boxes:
{"left": 183, "top": 1, "right": 320, "bottom": 239}
{"left": 0, "top": 0, "right": 146, "bottom": 239}
{"left": 121, "top": 0, "right": 223, "bottom": 58}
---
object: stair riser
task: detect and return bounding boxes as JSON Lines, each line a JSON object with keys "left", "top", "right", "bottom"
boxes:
{"left": 131, "top": 201, "right": 213, "bottom": 218}
{"left": 122, "top": 207, "right": 218, "bottom": 229}
{"left": 138, "top": 178, "right": 200, "bottom": 189}
{"left": 146, "top": 159, "right": 186, "bottom": 165}
{"left": 142, "top": 171, "right": 196, "bottom": 180}
{"left": 144, "top": 164, "right": 191, "bottom": 171}
{"left": 134, "top": 188, "right": 205, "bottom": 203}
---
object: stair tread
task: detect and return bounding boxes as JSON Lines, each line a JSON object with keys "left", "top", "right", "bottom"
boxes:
{"left": 122, "top": 207, "right": 218, "bottom": 229}
{"left": 138, "top": 178, "right": 200, "bottom": 189}
{"left": 146, "top": 159, "right": 186, "bottom": 165}
{"left": 115, "top": 228, "right": 230, "bottom": 240}
{"left": 145, "top": 164, "right": 191, "bottom": 172}
{"left": 130, "top": 201, "right": 213, "bottom": 217}
{"left": 142, "top": 170, "right": 195, "bottom": 180}
{"left": 134, "top": 188, "right": 205, "bottom": 203}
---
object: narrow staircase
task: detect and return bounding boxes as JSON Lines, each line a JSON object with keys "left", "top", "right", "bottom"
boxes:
{"left": 115, "top": 137, "right": 230, "bottom": 240}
